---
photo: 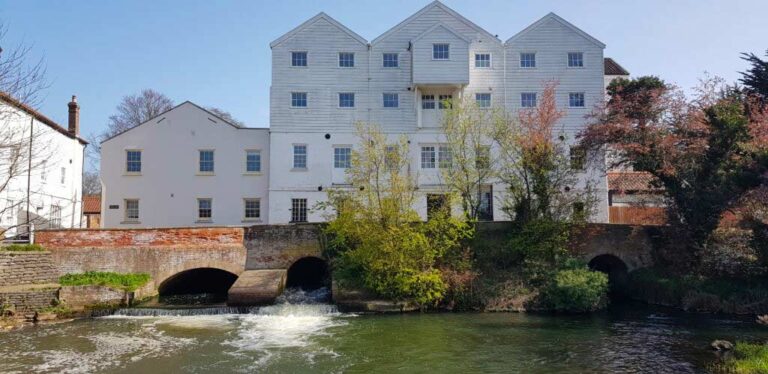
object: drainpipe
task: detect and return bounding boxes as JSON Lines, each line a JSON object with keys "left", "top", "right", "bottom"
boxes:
{"left": 25, "top": 117, "right": 33, "bottom": 235}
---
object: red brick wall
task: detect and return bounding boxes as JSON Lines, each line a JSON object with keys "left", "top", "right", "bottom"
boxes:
{"left": 36, "top": 227, "right": 244, "bottom": 249}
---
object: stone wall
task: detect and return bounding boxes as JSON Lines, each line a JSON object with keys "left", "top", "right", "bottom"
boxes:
{"left": 0, "top": 288, "right": 59, "bottom": 313}
{"left": 0, "top": 251, "right": 58, "bottom": 286}
{"left": 244, "top": 224, "right": 323, "bottom": 270}
{"left": 569, "top": 224, "right": 655, "bottom": 271}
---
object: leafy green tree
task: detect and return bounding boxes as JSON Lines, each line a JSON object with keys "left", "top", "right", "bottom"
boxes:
{"left": 321, "top": 122, "right": 472, "bottom": 308}
{"left": 740, "top": 50, "right": 768, "bottom": 99}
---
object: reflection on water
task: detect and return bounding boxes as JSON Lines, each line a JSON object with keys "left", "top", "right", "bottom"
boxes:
{"left": 0, "top": 292, "right": 766, "bottom": 373}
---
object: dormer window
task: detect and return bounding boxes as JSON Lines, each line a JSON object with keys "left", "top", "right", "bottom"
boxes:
{"left": 433, "top": 44, "right": 449, "bottom": 60}
{"left": 339, "top": 52, "right": 355, "bottom": 67}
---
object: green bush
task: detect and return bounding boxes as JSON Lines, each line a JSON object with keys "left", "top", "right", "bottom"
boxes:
{"left": 59, "top": 272, "right": 151, "bottom": 292}
{"left": 714, "top": 342, "right": 768, "bottom": 374}
{"left": 541, "top": 268, "right": 608, "bottom": 312}
{"left": 1, "top": 244, "right": 44, "bottom": 252}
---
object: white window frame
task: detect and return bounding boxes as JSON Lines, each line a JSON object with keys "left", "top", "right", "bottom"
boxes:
{"left": 338, "top": 52, "right": 355, "bottom": 68}
{"left": 521, "top": 92, "right": 537, "bottom": 108}
{"left": 125, "top": 149, "right": 142, "bottom": 174}
{"left": 124, "top": 199, "right": 139, "bottom": 223}
{"left": 421, "top": 146, "right": 436, "bottom": 169}
{"left": 243, "top": 198, "right": 261, "bottom": 221}
{"left": 40, "top": 160, "right": 47, "bottom": 181}
{"left": 291, "top": 92, "right": 308, "bottom": 108}
{"left": 475, "top": 93, "right": 491, "bottom": 108}
{"left": 60, "top": 167, "right": 66, "bottom": 184}
{"left": 474, "top": 53, "right": 491, "bottom": 68}
{"left": 383, "top": 93, "right": 399, "bottom": 108}
{"left": 49, "top": 204, "right": 62, "bottom": 228}
{"left": 245, "top": 149, "right": 262, "bottom": 174}
{"left": 291, "top": 198, "right": 308, "bottom": 223}
{"left": 292, "top": 144, "right": 308, "bottom": 170}
{"left": 197, "top": 198, "right": 213, "bottom": 222}
{"left": 567, "top": 52, "right": 584, "bottom": 68}
{"left": 198, "top": 149, "right": 215, "bottom": 175}
{"left": 438, "top": 94, "right": 453, "bottom": 109}
{"left": 569, "top": 92, "right": 586, "bottom": 108}
{"left": 421, "top": 95, "right": 436, "bottom": 110}
{"left": 291, "top": 51, "right": 308, "bottom": 67}
{"left": 432, "top": 43, "right": 450, "bottom": 60}
{"left": 333, "top": 146, "right": 352, "bottom": 169}
{"left": 520, "top": 52, "right": 536, "bottom": 68}
{"left": 382, "top": 52, "right": 399, "bottom": 68}
{"left": 338, "top": 92, "right": 355, "bottom": 108}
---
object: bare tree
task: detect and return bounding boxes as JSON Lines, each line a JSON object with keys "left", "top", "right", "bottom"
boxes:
{"left": 87, "top": 89, "right": 174, "bottom": 170}
{"left": 207, "top": 107, "right": 246, "bottom": 127}
{"left": 82, "top": 170, "right": 101, "bottom": 195}
{"left": 0, "top": 22, "right": 47, "bottom": 109}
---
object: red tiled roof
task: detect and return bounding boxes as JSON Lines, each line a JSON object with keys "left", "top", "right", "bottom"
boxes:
{"left": 608, "top": 171, "right": 663, "bottom": 192}
{"left": 83, "top": 194, "right": 101, "bottom": 214}
{"left": 604, "top": 58, "right": 630, "bottom": 76}
{"left": 0, "top": 91, "right": 88, "bottom": 145}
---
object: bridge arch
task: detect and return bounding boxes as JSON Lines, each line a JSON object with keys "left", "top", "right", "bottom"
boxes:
{"left": 588, "top": 254, "right": 630, "bottom": 296}
{"left": 285, "top": 256, "right": 329, "bottom": 291}
{"left": 157, "top": 267, "right": 239, "bottom": 297}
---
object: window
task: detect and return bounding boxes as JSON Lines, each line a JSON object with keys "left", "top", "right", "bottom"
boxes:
{"left": 570, "top": 146, "right": 586, "bottom": 171}
{"left": 438, "top": 145, "right": 452, "bottom": 169}
{"left": 126, "top": 150, "right": 141, "bottom": 173}
{"left": 244, "top": 199, "right": 261, "bottom": 220}
{"left": 427, "top": 194, "right": 449, "bottom": 220}
{"left": 291, "top": 198, "right": 307, "bottom": 223}
{"left": 339, "top": 93, "right": 355, "bottom": 108}
{"left": 438, "top": 95, "right": 453, "bottom": 109}
{"left": 478, "top": 184, "right": 493, "bottom": 221}
{"left": 49, "top": 205, "right": 61, "bottom": 228}
{"left": 291, "top": 51, "right": 307, "bottom": 67}
{"left": 433, "top": 43, "right": 449, "bottom": 60}
{"left": 199, "top": 150, "right": 214, "bottom": 173}
{"left": 421, "top": 146, "right": 436, "bottom": 169}
{"left": 60, "top": 167, "right": 66, "bottom": 184}
{"left": 520, "top": 53, "right": 536, "bottom": 68}
{"left": 568, "top": 52, "right": 584, "bottom": 67}
{"left": 383, "top": 53, "right": 398, "bottom": 67}
{"left": 383, "top": 93, "right": 399, "bottom": 108}
{"left": 476, "top": 93, "right": 491, "bottom": 108}
{"left": 293, "top": 144, "right": 307, "bottom": 169}
{"left": 475, "top": 53, "right": 491, "bottom": 68}
{"left": 41, "top": 160, "right": 47, "bottom": 181}
{"left": 197, "top": 198, "right": 212, "bottom": 220}
{"left": 291, "top": 92, "right": 307, "bottom": 108}
{"left": 422, "top": 95, "right": 436, "bottom": 109}
{"left": 125, "top": 199, "right": 139, "bottom": 221}
{"left": 338, "top": 52, "right": 355, "bottom": 67}
{"left": 334, "top": 147, "right": 351, "bottom": 169}
{"left": 246, "top": 150, "right": 261, "bottom": 173}
{"left": 385, "top": 145, "right": 398, "bottom": 170}
{"left": 573, "top": 201, "right": 586, "bottom": 218}
{"left": 521, "top": 93, "right": 537, "bottom": 108}
{"left": 6, "top": 199, "right": 14, "bottom": 223}
{"left": 569, "top": 92, "right": 585, "bottom": 108}
{"left": 476, "top": 145, "right": 491, "bottom": 169}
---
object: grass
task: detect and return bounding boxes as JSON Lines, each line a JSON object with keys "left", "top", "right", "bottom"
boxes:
{"left": 1, "top": 244, "right": 45, "bottom": 252}
{"left": 714, "top": 342, "right": 768, "bottom": 374}
{"left": 59, "top": 272, "right": 151, "bottom": 292}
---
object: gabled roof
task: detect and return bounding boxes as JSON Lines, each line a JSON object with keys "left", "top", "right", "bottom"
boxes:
{"left": 412, "top": 22, "right": 472, "bottom": 44}
{"left": 506, "top": 12, "right": 605, "bottom": 48}
{"left": 0, "top": 91, "right": 88, "bottom": 145}
{"left": 270, "top": 12, "right": 368, "bottom": 49}
{"left": 604, "top": 58, "right": 630, "bottom": 76}
{"left": 101, "top": 101, "right": 250, "bottom": 144}
{"left": 608, "top": 172, "right": 663, "bottom": 193}
{"left": 83, "top": 194, "right": 101, "bottom": 214}
{"left": 372, "top": 1, "right": 500, "bottom": 45}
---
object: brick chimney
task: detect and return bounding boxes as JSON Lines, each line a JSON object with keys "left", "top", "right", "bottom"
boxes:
{"left": 67, "top": 95, "right": 79, "bottom": 136}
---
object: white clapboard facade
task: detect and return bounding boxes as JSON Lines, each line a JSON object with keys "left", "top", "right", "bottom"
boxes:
{"left": 101, "top": 1, "right": 616, "bottom": 227}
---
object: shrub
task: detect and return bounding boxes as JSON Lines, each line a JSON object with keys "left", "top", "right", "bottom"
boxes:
{"left": 1, "top": 244, "right": 44, "bottom": 252}
{"left": 59, "top": 272, "right": 151, "bottom": 292}
{"left": 541, "top": 268, "right": 608, "bottom": 312}
{"left": 713, "top": 342, "right": 768, "bottom": 374}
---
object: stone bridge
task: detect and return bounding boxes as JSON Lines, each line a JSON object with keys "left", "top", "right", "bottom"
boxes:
{"left": 35, "top": 222, "right": 656, "bottom": 305}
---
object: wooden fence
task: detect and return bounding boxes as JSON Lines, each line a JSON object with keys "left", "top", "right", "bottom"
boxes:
{"left": 609, "top": 206, "right": 667, "bottom": 225}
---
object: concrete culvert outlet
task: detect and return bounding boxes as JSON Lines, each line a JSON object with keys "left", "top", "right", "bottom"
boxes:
{"left": 158, "top": 268, "right": 238, "bottom": 296}
{"left": 285, "top": 257, "right": 329, "bottom": 291}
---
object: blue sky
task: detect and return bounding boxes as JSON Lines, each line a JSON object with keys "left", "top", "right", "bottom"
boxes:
{"left": 1, "top": 0, "right": 767, "bottom": 139}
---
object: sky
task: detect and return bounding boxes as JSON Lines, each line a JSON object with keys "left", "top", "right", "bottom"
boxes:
{"left": 1, "top": 0, "right": 767, "bottom": 140}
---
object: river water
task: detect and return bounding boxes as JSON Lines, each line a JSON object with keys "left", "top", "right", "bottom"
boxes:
{"left": 1, "top": 289, "right": 766, "bottom": 374}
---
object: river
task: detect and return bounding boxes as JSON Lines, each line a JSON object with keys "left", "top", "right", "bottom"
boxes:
{"left": 1, "top": 289, "right": 766, "bottom": 373}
